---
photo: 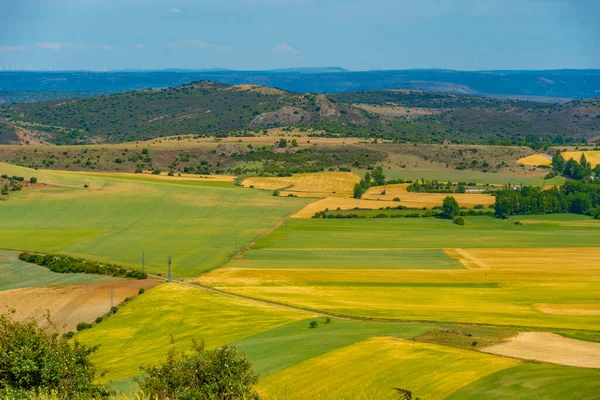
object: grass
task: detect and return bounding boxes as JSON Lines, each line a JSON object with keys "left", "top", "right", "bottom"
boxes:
{"left": 235, "top": 318, "right": 437, "bottom": 378}
{"left": 0, "top": 250, "right": 114, "bottom": 291}
{"left": 258, "top": 337, "right": 520, "bottom": 400}
{"left": 232, "top": 249, "right": 464, "bottom": 270}
{"left": 0, "top": 165, "right": 310, "bottom": 277}
{"left": 75, "top": 284, "right": 311, "bottom": 383}
{"left": 255, "top": 215, "right": 600, "bottom": 250}
{"left": 448, "top": 364, "right": 600, "bottom": 399}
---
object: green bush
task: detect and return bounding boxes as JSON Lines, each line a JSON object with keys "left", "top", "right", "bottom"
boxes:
{"left": 453, "top": 217, "right": 465, "bottom": 226}
{"left": 136, "top": 340, "right": 259, "bottom": 400}
{"left": 94, "top": 317, "right": 103, "bottom": 324}
{"left": 0, "top": 313, "right": 110, "bottom": 399}
{"left": 76, "top": 322, "right": 92, "bottom": 332}
{"left": 309, "top": 320, "right": 319, "bottom": 329}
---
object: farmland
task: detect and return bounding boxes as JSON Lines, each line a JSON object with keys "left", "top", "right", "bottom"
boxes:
{"left": 1, "top": 157, "right": 599, "bottom": 398}
{"left": 0, "top": 164, "right": 310, "bottom": 276}
{"left": 199, "top": 215, "right": 600, "bottom": 330}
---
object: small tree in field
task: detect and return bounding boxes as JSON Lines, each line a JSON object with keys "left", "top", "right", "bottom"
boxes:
{"left": 442, "top": 196, "right": 460, "bottom": 219}
{"left": 137, "top": 340, "right": 259, "bottom": 400}
{"left": 278, "top": 138, "right": 288, "bottom": 148}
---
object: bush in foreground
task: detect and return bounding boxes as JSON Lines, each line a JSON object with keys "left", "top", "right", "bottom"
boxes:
{"left": 136, "top": 340, "right": 260, "bottom": 400}
{"left": 0, "top": 312, "right": 110, "bottom": 399}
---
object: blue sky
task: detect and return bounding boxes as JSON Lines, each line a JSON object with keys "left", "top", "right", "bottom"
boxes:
{"left": 0, "top": 0, "right": 598, "bottom": 71}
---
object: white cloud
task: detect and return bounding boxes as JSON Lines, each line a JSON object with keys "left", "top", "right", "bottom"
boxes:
{"left": 170, "top": 7, "right": 181, "bottom": 12}
{"left": 273, "top": 43, "right": 299, "bottom": 55}
{"left": 165, "top": 39, "right": 231, "bottom": 51}
{"left": 135, "top": 44, "right": 145, "bottom": 49}
{"left": 34, "top": 42, "right": 62, "bottom": 51}
{"left": 0, "top": 45, "right": 27, "bottom": 52}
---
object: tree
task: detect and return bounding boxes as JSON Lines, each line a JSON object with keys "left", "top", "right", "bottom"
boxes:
{"left": 371, "top": 166, "right": 385, "bottom": 186}
{"left": 0, "top": 312, "right": 110, "bottom": 399}
{"left": 29, "top": 177, "right": 37, "bottom": 184}
{"left": 442, "top": 196, "right": 460, "bottom": 219}
{"left": 291, "top": 139, "right": 298, "bottom": 147}
{"left": 278, "top": 138, "right": 288, "bottom": 148}
{"left": 552, "top": 150, "right": 566, "bottom": 173}
{"left": 136, "top": 340, "right": 259, "bottom": 400}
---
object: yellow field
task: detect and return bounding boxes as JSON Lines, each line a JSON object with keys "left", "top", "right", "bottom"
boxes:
{"left": 199, "top": 247, "right": 600, "bottom": 330}
{"left": 242, "top": 172, "right": 361, "bottom": 196}
{"left": 76, "top": 284, "right": 311, "bottom": 382}
{"left": 259, "top": 337, "right": 519, "bottom": 399}
{"left": 517, "top": 154, "right": 552, "bottom": 166}
{"left": 290, "top": 183, "right": 494, "bottom": 217}
{"left": 363, "top": 183, "right": 495, "bottom": 207}
{"left": 355, "top": 104, "right": 439, "bottom": 117}
{"left": 563, "top": 151, "right": 600, "bottom": 167}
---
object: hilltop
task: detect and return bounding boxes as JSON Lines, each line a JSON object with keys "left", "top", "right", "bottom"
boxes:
{"left": 1, "top": 81, "right": 599, "bottom": 145}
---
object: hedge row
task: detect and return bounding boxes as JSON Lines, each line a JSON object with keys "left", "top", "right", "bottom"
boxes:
{"left": 18, "top": 253, "right": 147, "bottom": 279}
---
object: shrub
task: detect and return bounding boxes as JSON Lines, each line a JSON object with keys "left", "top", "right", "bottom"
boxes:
{"left": 62, "top": 331, "right": 75, "bottom": 339}
{"left": 0, "top": 314, "right": 110, "bottom": 399}
{"left": 453, "top": 217, "right": 465, "bottom": 226}
{"left": 272, "top": 189, "right": 280, "bottom": 196}
{"left": 95, "top": 317, "right": 103, "bottom": 324}
{"left": 76, "top": 322, "right": 92, "bottom": 332}
{"left": 29, "top": 177, "right": 37, "bottom": 184}
{"left": 393, "top": 197, "right": 401, "bottom": 202}
{"left": 309, "top": 320, "right": 318, "bottom": 329}
{"left": 138, "top": 288, "right": 145, "bottom": 295}
{"left": 136, "top": 340, "right": 259, "bottom": 400}
{"left": 324, "top": 317, "right": 332, "bottom": 324}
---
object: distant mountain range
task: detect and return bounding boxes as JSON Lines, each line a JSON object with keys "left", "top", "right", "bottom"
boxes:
{"left": 1, "top": 69, "right": 599, "bottom": 104}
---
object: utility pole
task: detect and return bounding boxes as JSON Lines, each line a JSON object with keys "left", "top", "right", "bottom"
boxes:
{"left": 109, "top": 290, "right": 115, "bottom": 314}
{"left": 142, "top": 250, "right": 145, "bottom": 274}
{"left": 167, "top": 256, "right": 172, "bottom": 282}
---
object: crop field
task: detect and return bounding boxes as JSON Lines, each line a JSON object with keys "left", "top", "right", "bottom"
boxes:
{"left": 199, "top": 215, "right": 600, "bottom": 330}
{"left": 563, "top": 150, "right": 600, "bottom": 166}
{"left": 76, "top": 284, "right": 312, "bottom": 383}
{"left": 0, "top": 280, "right": 161, "bottom": 333}
{"left": 362, "top": 183, "right": 495, "bottom": 206}
{"left": 448, "top": 364, "right": 600, "bottom": 399}
{"left": 0, "top": 250, "right": 115, "bottom": 290}
{"left": 517, "top": 154, "right": 552, "bottom": 166}
{"left": 0, "top": 165, "right": 310, "bottom": 276}
{"left": 242, "top": 172, "right": 360, "bottom": 196}
{"left": 258, "top": 337, "right": 520, "bottom": 400}
{"left": 370, "top": 168, "right": 564, "bottom": 186}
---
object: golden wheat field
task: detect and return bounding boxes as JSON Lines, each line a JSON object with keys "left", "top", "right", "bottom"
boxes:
{"left": 562, "top": 151, "right": 600, "bottom": 166}
{"left": 517, "top": 154, "right": 552, "bottom": 166}
{"left": 242, "top": 172, "right": 361, "bottom": 196}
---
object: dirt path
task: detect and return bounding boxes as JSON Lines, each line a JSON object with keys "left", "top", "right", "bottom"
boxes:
{"left": 481, "top": 332, "right": 600, "bottom": 368}
{"left": 0, "top": 279, "right": 162, "bottom": 333}
{"left": 444, "top": 248, "right": 492, "bottom": 269}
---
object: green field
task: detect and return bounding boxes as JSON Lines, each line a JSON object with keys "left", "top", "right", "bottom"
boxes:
{"left": 0, "top": 250, "right": 114, "bottom": 291}
{"left": 255, "top": 215, "right": 600, "bottom": 250}
{"left": 448, "top": 364, "right": 600, "bottom": 399}
{"left": 0, "top": 165, "right": 310, "bottom": 277}
{"left": 236, "top": 249, "right": 463, "bottom": 270}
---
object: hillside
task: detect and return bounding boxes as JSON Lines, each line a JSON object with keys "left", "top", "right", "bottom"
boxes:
{"left": 1, "top": 69, "right": 600, "bottom": 100}
{"left": 1, "top": 82, "right": 599, "bottom": 145}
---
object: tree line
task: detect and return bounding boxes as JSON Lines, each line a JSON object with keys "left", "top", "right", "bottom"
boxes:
{"left": 19, "top": 253, "right": 147, "bottom": 279}
{"left": 494, "top": 180, "right": 600, "bottom": 219}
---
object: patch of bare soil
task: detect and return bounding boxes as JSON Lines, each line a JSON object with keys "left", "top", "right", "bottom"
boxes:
{"left": 481, "top": 332, "right": 600, "bottom": 369}
{"left": 0, "top": 280, "right": 162, "bottom": 333}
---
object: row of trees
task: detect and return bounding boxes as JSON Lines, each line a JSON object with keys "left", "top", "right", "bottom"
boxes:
{"left": 494, "top": 181, "right": 600, "bottom": 219}
{"left": 19, "top": 253, "right": 147, "bottom": 279}
{"left": 551, "top": 150, "right": 600, "bottom": 181}
{"left": 407, "top": 180, "right": 469, "bottom": 194}
{"left": 353, "top": 166, "right": 386, "bottom": 198}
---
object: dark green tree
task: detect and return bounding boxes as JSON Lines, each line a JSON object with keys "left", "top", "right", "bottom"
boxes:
{"left": 442, "top": 196, "right": 460, "bottom": 219}
{"left": 278, "top": 138, "right": 288, "bottom": 148}
{"left": 552, "top": 150, "right": 566, "bottom": 173}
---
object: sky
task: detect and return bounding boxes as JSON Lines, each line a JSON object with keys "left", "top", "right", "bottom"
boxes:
{"left": 0, "top": 0, "right": 598, "bottom": 71}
